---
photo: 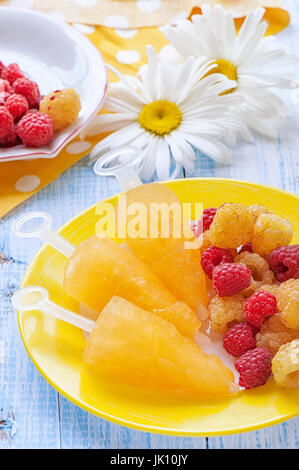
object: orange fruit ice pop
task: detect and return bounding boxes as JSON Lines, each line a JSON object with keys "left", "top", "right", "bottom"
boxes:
{"left": 116, "top": 183, "right": 209, "bottom": 315}
{"left": 63, "top": 236, "right": 201, "bottom": 339}
{"left": 83, "top": 297, "right": 236, "bottom": 398}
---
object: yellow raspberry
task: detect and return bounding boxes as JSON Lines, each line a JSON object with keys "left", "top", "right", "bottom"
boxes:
{"left": 259, "top": 284, "right": 280, "bottom": 296}
{"left": 234, "top": 252, "right": 275, "bottom": 297}
{"left": 208, "top": 294, "right": 244, "bottom": 333}
{"left": 198, "top": 229, "right": 212, "bottom": 254}
{"left": 40, "top": 88, "right": 81, "bottom": 131}
{"left": 256, "top": 315, "right": 299, "bottom": 355}
{"left": 272, "top": 339, "right": 299, "bottom": 389}
{"left": 251, "top": 213, "right": 293, "bottom": 258}
{"left": 249, "top": 204, "right": 273, "bottom": 224}
{"left": 209, "top": 203, "right": 254, "bottom": 249}
{"left": 277, "top": 279, "right": 299, "bottom": 329}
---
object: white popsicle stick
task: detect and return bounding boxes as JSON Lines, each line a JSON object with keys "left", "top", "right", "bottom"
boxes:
{"left": 92, "top": 146, "right": 182, "bottom": 190}
{"left": 93, "top": 146, "right": 143, "bottom": 191}
{"left": 12, "top": 286, "right": 94, "bottom": 333}
{"left": 12, "top": 211, "right": 75, "bottom": 259}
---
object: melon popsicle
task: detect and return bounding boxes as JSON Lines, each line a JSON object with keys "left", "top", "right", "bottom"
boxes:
{"left": 63, "top": 236, "right": 201, "bottom": 338}
{"left": 12, "top": 211, "right": 201, "bottom": 339}
{"left": 83, "top": 296, "right": 236, "bottom": 398}
{"left": 116, "top": 183, "right": 209, "bottom": 315}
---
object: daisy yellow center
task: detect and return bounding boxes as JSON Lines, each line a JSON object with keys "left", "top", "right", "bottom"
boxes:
{"left": 207, "top": 59, "right": 238, "bottom": 94}
{"left": 138, "top": 100, "right": 182, "bottom": 136}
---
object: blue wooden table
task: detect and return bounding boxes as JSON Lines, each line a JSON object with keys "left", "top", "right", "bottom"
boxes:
{"left": 0, "top": 1, "right": 298, "bottom": 449}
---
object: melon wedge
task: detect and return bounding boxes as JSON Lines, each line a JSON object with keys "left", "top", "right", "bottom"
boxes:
{"left": 63, "top": 236, "right": 201, "bottom": 338}
{"left": 116, "top": 183, "right": 209, "bottom": 314}
{"left": 83, "top": 297, "right": 236, "bottom": 398}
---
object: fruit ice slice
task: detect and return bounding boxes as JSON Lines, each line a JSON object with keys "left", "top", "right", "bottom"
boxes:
{"left": 83, "top": 297, "right": 236, "bottom": 397}
{"left": 117, "top": 183, "right": 209, "bottom": 314}
{"left": 63, "top": 236, "right": 201, "bottom": 338}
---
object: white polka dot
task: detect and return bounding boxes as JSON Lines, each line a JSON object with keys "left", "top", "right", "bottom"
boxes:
{"left": 115, "top": 29, "right": 137, "bottom": 39}
{"left": 48, "top": 11, "right": 65, "bottom": 22}
{"left": 136, "top": 1, "right": 161, "bottom": 13}
{"left": 66, "top": 141, "right": 92, "bottom": 154}
{"left": 104, "top": 15, "right": 129, "bottom": 29}
{"left": 11, "top": 0, "right": 34, "bottom": 7}
{"left": 15, "top": 175, "right": 40, "bottom": 193}
{"left": 74, "top": 0, "right": 98, "bottom": 6}
{"left": 116, "top": 50, "right": 140, "bottom": 65}
{"left": 169, "top": 11, "right": 189, "bottom": 25}
{"left": 159, "top": 45, "right": 182, "bottom": 64}
{"left": 73, "top": 23, "right": 95, "bottom": 34}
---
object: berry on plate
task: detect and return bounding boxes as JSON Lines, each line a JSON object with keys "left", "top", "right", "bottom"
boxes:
{"left": 0, "top": 79, "right": 12, "bottom": 93}
{"left": 17, "top": 111, "right": 54, "bottom": 147}
{"left": 251, "top": 213, "right": 293, "bottom": 258}
{"left": 0, "top": 124, "right": 18, "bottom": 147}
{"left": 238, "top": 243, "right": 253, "bottom": 254}
{"left": 212, "top": 262, "right": 252, "bottom": 297}
{"left": 244, "top": 290, "right": 277, "bottom": 327}
{"left": 223, "top": 322, "right": 256, "bottom": 357}
{"left": 5, "top": 93, "right": 29, "bottom": 120}
{"left": 272, "top": 339, "right": 299, "bottom": 389}
{"left": 277, "top": 279, "right": 299, "bottom": 329}
{"left": 201, "top": 246, "right": 233, "bottom": 278}
{"left": 209, "top": 203, "right": 254, "bottom": 249}
{"left": 40, "top": 88, "right": 81, "bottom": 131}
{"left": 235, "top": 347, "right": 273, "bottom": 389}
{"left": 2, "top": 63, "right": 24, "bottom": 84}
{"left": 13, "top": 77, "right": 40, "bottom": 108}
{"left": 0, "top": 106, "right": 14, "bottom": 138}
{"left": 256, "top": 315, "right": 299, "bottom": 355}
{"left": 192, "top": 207, "right": 217, "bottom": 237}
{"left": 208, "top": 294, "right": 244, "bottom": 333}
{"left": 268, "top": 245, "right": 299, "bottom": 282}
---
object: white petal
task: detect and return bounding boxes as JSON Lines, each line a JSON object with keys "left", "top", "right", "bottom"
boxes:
{"left": 155, "top": 138, "right": 171, "bottom": 180}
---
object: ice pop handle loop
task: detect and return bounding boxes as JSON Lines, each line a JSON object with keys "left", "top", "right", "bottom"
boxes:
{"left": 93, "top": 146, "right": 142, "bottom": 191}
{"left": 12, "top": 286, "right": 94, "bottom": 333}
{"left": 12, "top": 211, "right": 75, "bottom": 259}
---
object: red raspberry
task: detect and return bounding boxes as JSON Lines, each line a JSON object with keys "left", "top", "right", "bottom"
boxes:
{"left": 268, "top": 245, "right": 299, "bottom": 282}
{"left": 0, "top": 124, "right": 18, "bottom": 147}
{"left": 12, "top": 78, "right": 40, "bottom": 108}
{"left": 0, "top": 79, "right": 12, "bottom": 93}
{"left": 244, "top": 290, "right": 277, "bottom": 327}
{"left": 0, "top": 62, "right": 5, "bottom": 77}
{"left": 0, "top": 106, "right": 14, "bottom": 138}
{"left": 0, "top": 92, "right": 10, "bottom": 105}
{"left": 239, "top": 243, "right": 253, "bottom": 254}
{"left": 235, "top": 347, "right": 273, "bottom": 389}
{"left": 17, "top": 111, "right": 54, "bottom": 147}
{"left": 223, "top": 322, "right": 256, "bottom": 356}
{"left": 192, "top": 207, "right": 217, "bottom": 237}
{"left": 5, "top": 94, "right": 29, "bottom": 120}
{"left": 2, "top": 64, "right": 24, "bottom": 84}
{"left": 212, "top": 263, "right": 251, "bottom": 297}
{"left": 201, "top": 246, "right": 233, "bottom": 278}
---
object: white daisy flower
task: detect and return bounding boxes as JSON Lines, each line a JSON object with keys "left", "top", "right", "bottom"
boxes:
{"left": 85, "top": 46, "right": 246, "bottom": 180}
{"left": 161, "top": 5, "right": 298, "bottom": 139}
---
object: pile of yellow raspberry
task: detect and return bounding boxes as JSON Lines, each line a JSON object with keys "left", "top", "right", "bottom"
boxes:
{"left": 196, "top": 201, "right": 299, "bottom": 390}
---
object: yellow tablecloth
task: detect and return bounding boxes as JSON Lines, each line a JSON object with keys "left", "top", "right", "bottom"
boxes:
{"left": 0, "top": 0, "right": 288, "bottom": 28}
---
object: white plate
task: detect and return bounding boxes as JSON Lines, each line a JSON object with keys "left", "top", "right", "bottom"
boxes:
{"left": 0, "top": 7, "right": 108, "bottom": 162}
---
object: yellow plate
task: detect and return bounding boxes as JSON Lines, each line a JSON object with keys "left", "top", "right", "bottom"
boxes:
{"left": 18, "top": 178, "right": 299, "bottom": 436}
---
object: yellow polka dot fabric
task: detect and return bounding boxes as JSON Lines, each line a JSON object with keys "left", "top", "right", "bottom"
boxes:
{"left": 0, "top": 1, "right": 290, "bottom": 217}
{"left": 1, "top": 1, "right": 288, "bottom": 28}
